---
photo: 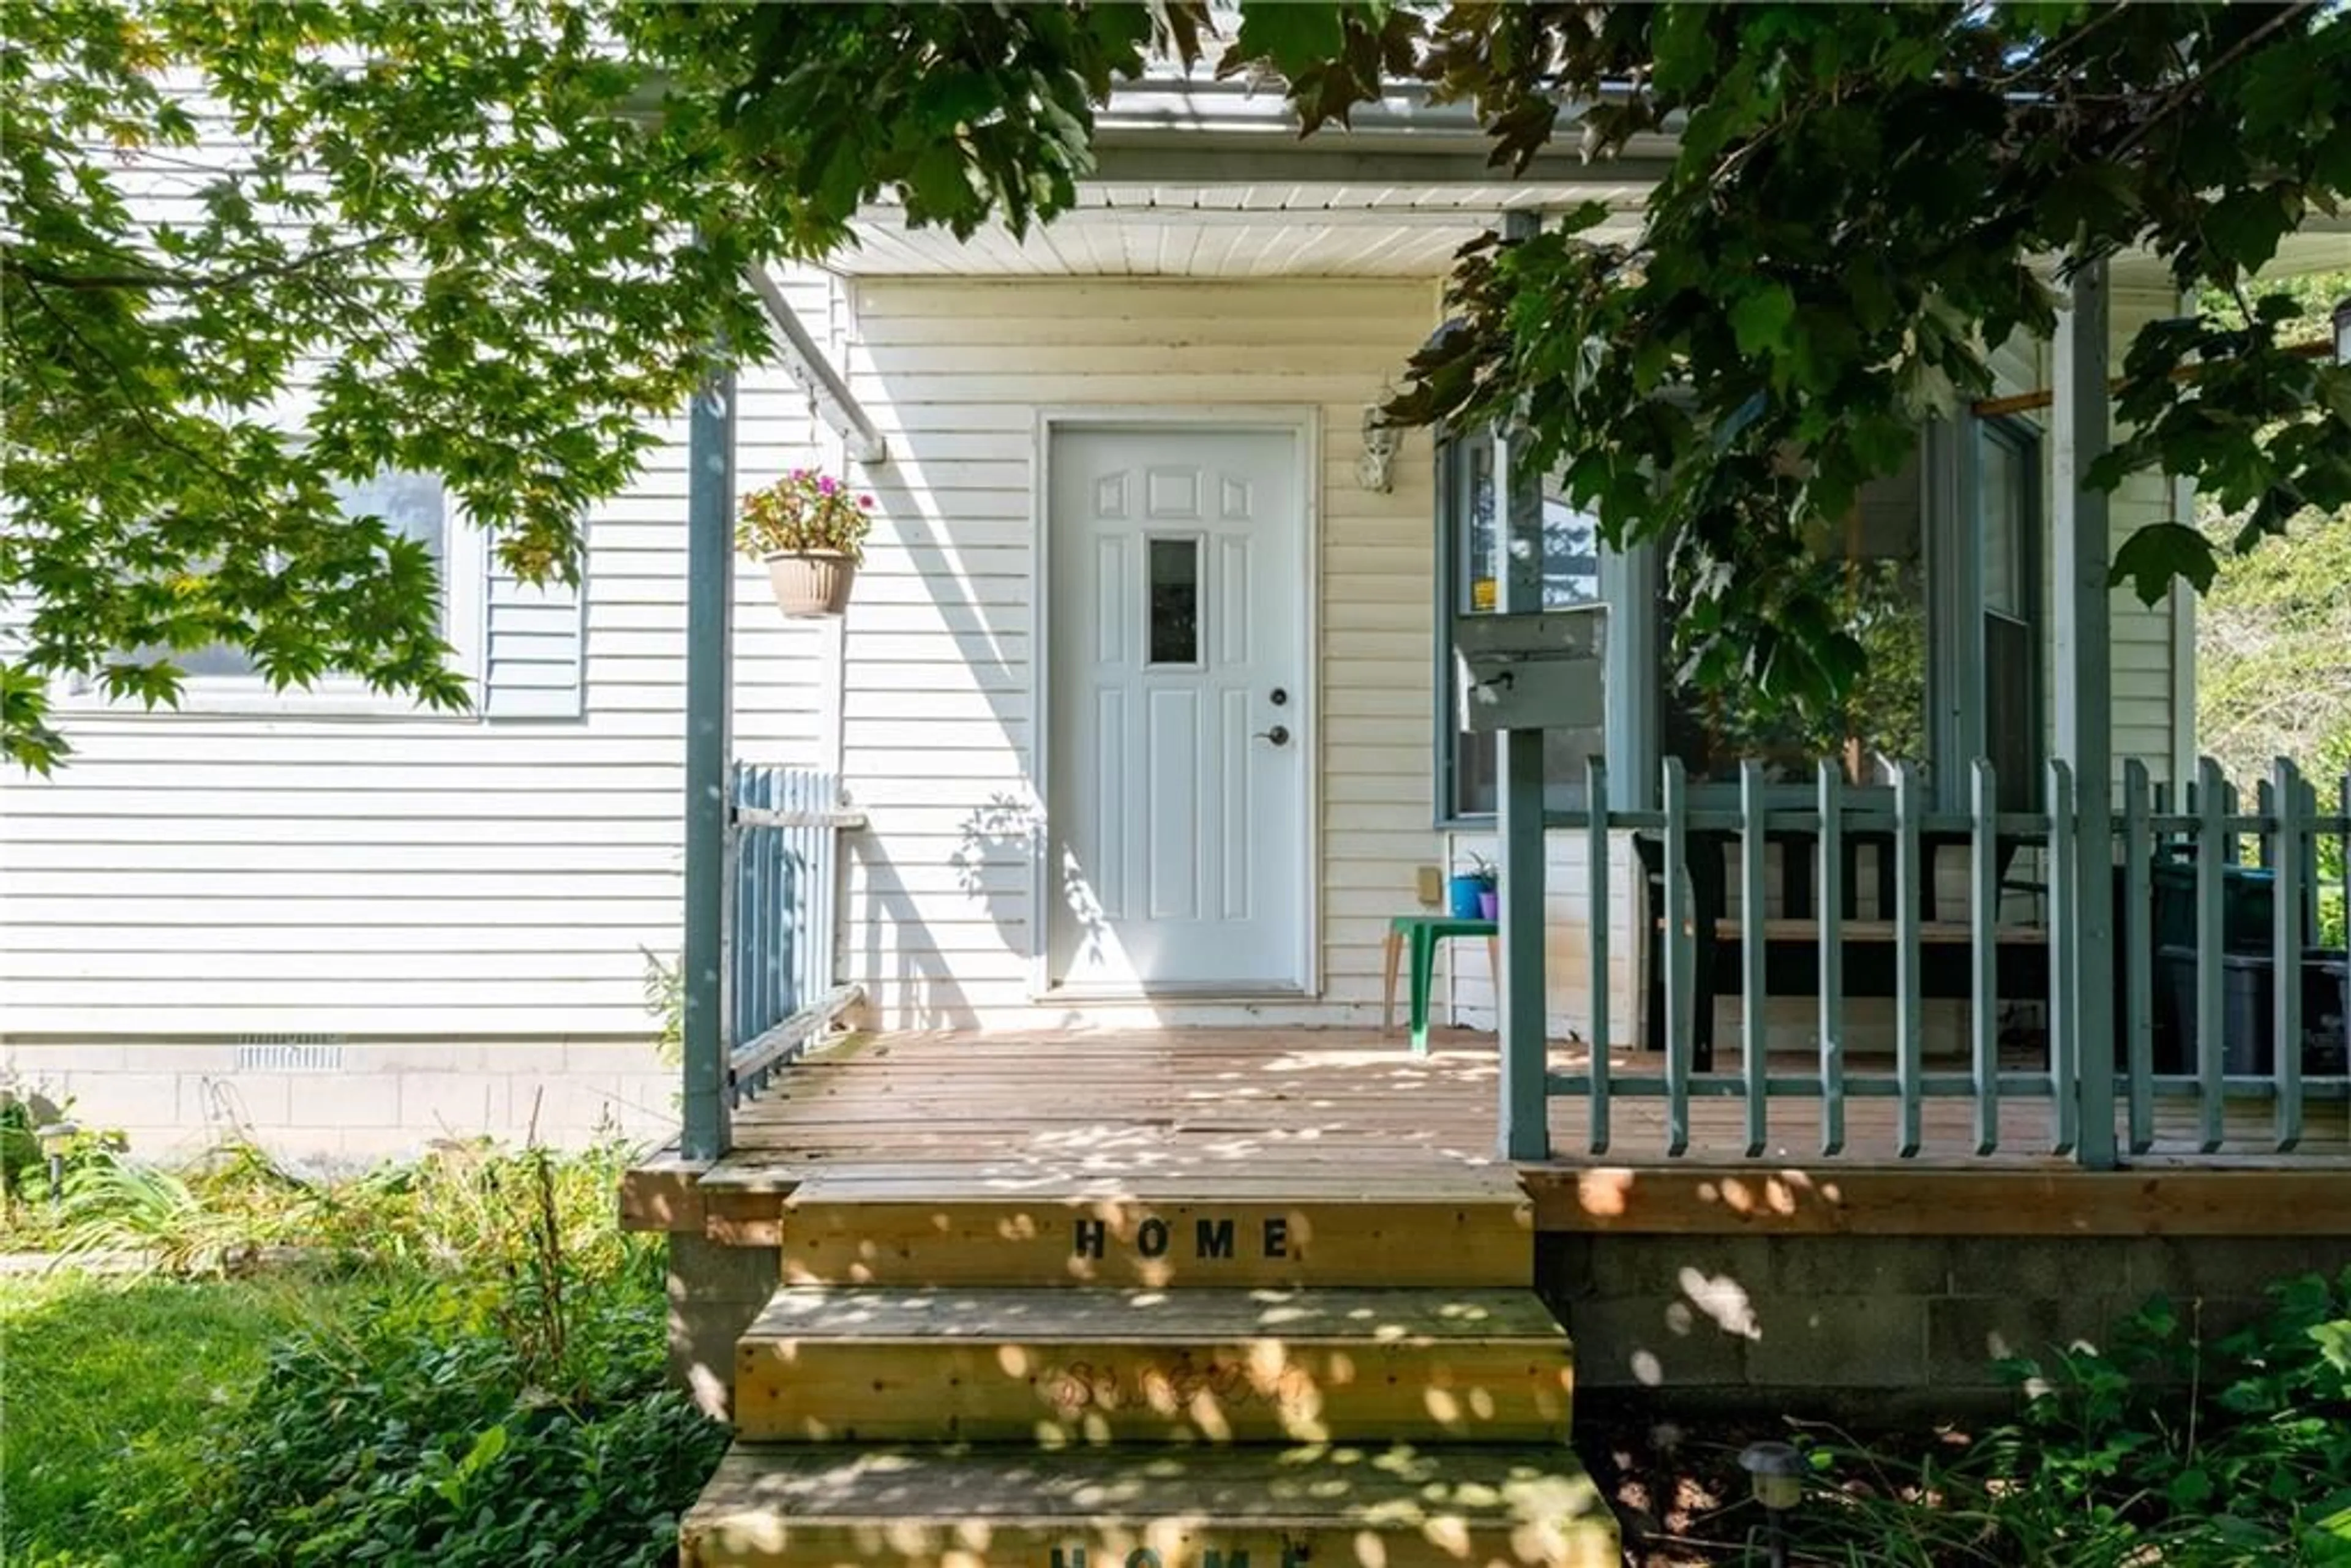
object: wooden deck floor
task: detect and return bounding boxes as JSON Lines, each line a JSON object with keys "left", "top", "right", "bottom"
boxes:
{"left": 725, "top": 1027, "right": 2350, "bottom": 1184}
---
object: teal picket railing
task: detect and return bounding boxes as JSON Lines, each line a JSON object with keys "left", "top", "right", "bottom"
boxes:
{"left": 727, "top": 763, "right": 863, "bottom": 1104}
{"left": 1542, "top": 754, "right": 2351, "bottom": 1165}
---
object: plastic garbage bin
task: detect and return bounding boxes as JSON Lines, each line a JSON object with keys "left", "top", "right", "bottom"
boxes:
{"left": 2149, "top": 863, "right": 2276, "bottom": 955}
{"left": 2154, "top": 946, "right": 2351, "bottom": 1076}
{"left": 2306, "top": 956, "right": 2350, "bottom": 1077}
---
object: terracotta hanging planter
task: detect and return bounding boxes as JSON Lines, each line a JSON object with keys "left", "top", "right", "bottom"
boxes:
{"left": 765, "top": 549, "right": 857, "bottom": 618}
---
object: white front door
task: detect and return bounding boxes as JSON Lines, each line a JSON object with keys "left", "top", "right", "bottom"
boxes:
{"left": 1047, "top": 426, "right": 1307, "bottom": 992}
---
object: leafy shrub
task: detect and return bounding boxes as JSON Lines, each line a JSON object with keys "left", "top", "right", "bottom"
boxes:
{"left": 39, "top": 1134, "right": 652, "bottom": 1288}
{"left": 1788, "top": 1268, "right": 2351, "bottom": 1565}
{"left": 193, "top": 1272, "right": 722, "bottom": 1567}
{"left": 1, "top": 1093, "right": 40, "bottom": 1198}
{"left": 305, "top": 1136, "right": 653, "bottom": 1287}
{"left": 0, "top": 1097, "right": 129, "bottom": 1240}
{"left": 182, "top": 1146, "right": 720, "bottom": 1567}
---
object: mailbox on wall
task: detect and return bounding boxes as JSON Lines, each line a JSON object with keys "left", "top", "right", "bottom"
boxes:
{"left": 1453, "top": 605, "right": 1607, "bottom": 733}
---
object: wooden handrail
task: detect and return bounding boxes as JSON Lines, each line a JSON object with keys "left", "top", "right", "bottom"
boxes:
{"left": 1971, "top": 336, "right": 2335, "bottom": 419}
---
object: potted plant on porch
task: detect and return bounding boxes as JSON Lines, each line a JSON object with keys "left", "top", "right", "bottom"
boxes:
{"left": 737, "top": 468, "right": 873, "bottom": 618}
{"left": 1449, "top": 855, "right": 1499, "bottom": 921}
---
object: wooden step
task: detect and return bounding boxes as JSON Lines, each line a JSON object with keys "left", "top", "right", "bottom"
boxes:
{"left": 680, "top": 1442, "right": 1619, "bottom": 1568}
{"left": 734, "top": 1286, "right": 1572, "bottom": 1444}
{"left": 776, "top": 1168, "right": 1534, "bottom": 1288}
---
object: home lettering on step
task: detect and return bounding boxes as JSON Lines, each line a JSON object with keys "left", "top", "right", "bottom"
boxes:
{"left": 1069, "top": 1215, "right": 1289, "bottom": 1260}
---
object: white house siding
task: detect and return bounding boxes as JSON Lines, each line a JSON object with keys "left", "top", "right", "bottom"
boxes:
{"left": 2105, "top": 284, "right": 2190, "bottom": 784}
{"left": 0, "top": 266, "right": 846, "bottom": 1159}
{"left": 834, "top": 277, "right": 1456, "bottom": 1030}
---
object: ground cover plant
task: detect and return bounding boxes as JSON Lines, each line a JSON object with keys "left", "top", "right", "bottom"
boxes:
{"left": 1590, "top": 1267, "right": 2351, "bottom": 1564}
{"left": 0, "top": 1137, "right": 725, "bottom": 1568}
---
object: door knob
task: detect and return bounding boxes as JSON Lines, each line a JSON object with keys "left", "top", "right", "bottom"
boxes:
{"left": 1254, "top": 724, "right": 1291, "bottom": 747}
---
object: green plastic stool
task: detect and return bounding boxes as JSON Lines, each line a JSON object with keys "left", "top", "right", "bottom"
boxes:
{"left": 1382, "top": 913, "right": 1500, "bottom": 1055}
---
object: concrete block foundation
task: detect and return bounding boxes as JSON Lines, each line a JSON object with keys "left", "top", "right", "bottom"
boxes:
{"left": 666, "top": 1234, "right": 784, "bottom": 1422}
{"left": 1, "top": 1038, "right": 677, "bottom": 1166}
{"left": 1542, "top": 1232, "right": 2351, "bottom": 1408}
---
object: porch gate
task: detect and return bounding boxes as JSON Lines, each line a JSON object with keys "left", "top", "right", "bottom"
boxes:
{"left": 683, "top": 763, "right": 863, "bottom": 1159}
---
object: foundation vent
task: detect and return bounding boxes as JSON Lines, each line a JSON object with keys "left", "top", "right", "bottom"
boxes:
{"left": 234, "top": 1037, "right": 347, "bottom": 1073}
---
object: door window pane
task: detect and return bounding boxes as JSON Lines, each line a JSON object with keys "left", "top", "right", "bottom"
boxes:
{"left": 1543, "top": 497, "right": 1600, "bottom": 609}
{"left": 1456, "top": 444, "right": 1599, "bottom": 616}
{"left": 1460, "top": 439, "right": 1498, "bottom": 613}
{"left": 1146, "top": 535, "right": 1201, "bottom": 666}
{"left": 1983, "top": 432, "right": 2027, "bottom": 617}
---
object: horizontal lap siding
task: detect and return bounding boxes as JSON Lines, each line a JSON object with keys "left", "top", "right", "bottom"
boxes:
{"left": 0, "top": 274, "right": 842, "bottom": 1040}
{"left": 839, "top": 277, "right": 1443, "bottom": 1027}
{"left": 2107, "top": 288, "right": 2184, "bottom": 782}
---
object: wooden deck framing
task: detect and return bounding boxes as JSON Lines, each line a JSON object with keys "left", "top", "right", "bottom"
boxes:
{"left": 623, "top": 1027, "right": 2351, "bottom": 1240}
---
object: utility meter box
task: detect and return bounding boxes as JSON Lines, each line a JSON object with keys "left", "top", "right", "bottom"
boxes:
{"left": 1453, "top": 606, "right": 1607, "bottom": 733}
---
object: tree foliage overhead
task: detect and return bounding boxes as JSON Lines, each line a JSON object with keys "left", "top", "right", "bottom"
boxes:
{"left": 1, "top": 0, "right": 1177, "bottom": 771}
{"left": 6, "top": 1, "right": 2349, "bottom": 772}
{"left": 1233, "top": 2, "right": 2351, "bottom": 715}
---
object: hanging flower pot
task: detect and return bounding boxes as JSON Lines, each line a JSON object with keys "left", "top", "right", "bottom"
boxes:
{"left": 737, "top": 469, "right": 874, "bottom": 620}
{"left": 764, "top": 549, "right": 857, "bottom": 618}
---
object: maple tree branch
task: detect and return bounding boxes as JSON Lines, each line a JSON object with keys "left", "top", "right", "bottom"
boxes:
{"left": 2106, "top": 1, "right": 2317, "bottom": 162}
{"left": 1989, "top": 2, "right": 2137, "bottom": 91}
{"left": 15, "top": 277, "right": 238, "bottom": 481}
{"left": 4, "top": 233, "right": 384, "bottom": 293}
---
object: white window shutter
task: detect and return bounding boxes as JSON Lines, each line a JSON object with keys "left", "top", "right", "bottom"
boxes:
{"left": 482, "top": 552, "right": 585, "bottom": 720}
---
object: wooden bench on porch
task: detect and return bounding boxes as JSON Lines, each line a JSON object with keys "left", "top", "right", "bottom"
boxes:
{"left": 1635, "top": 829, "right": 2050, "bottom": 1070}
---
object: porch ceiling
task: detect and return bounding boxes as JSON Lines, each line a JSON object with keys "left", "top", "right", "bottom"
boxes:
{"left": 837, "top": 61, "right": 2351, "bottom": 282}
{"left": 837, "top": 181, "right": 1649, "bottom": 277}
{"left": 837, "top": 69, "right": 1663, "bottom": 277}
{"left": 841, "top": 191, "right": 2351, "bottom": 285}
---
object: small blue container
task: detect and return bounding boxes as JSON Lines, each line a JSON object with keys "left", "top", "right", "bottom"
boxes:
{"left": 1447, "top": 874, "right": 1485, "bottom": 919}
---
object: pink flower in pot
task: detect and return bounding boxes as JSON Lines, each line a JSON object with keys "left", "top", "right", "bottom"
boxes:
{"left": 736, "top": 468, "right": 873, "bottom": 618}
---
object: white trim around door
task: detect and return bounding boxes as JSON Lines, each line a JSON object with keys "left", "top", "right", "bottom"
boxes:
{"left": 1029, "top": 408, "right": 1321, "bottom": 1001}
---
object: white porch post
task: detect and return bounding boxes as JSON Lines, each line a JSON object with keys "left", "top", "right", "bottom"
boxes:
{"left": 1495, "top": 210, "right": 1551, "bottom": 1162}
{"left": 2053, "top": 260, "right": 2118, "bottom": 1169}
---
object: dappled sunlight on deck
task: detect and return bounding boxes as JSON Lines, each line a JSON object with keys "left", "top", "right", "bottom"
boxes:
{"left": 684, "top": 1442, "right": 1619, "bottom": 1568}
{"left": 722, "top": 1026, "right": 2349, "bottom": 1182}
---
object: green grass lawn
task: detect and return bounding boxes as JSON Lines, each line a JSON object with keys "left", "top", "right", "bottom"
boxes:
{"left": 1, "top": 1270, "right": 366, "bottom": 1568}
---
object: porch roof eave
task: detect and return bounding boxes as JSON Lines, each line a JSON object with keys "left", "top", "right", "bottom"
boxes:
{"left": 828, "top": 80, "right": 1671, "bottom": 279}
